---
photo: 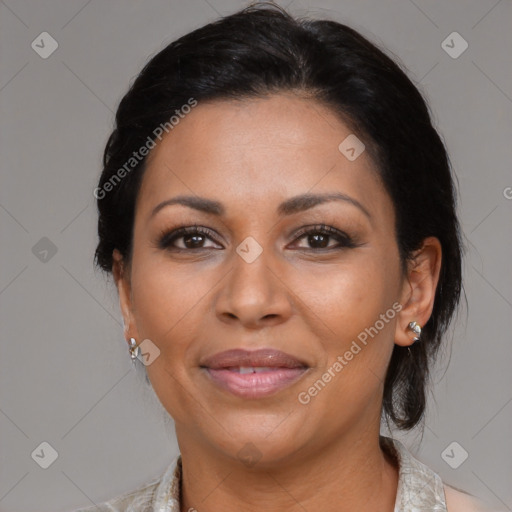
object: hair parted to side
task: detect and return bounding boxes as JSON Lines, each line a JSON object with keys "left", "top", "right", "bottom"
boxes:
{"left": 94, "top": 2, "right": 463, "bottom": 431}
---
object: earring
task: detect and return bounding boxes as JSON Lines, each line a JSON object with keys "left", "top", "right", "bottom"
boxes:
{"left": 408, "top": 321, "right": 422, "bottom": 343}
{"left": 128, "top": 337, "right": 140, "bottom": 366}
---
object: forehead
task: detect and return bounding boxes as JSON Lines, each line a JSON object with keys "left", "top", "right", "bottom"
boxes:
{"left": 138, "top": 93, "right": 391, "bottom": 221}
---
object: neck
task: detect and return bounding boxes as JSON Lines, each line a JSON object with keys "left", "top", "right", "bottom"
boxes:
{"left": 176, "top": 423, "right": 399, "bottom": 512}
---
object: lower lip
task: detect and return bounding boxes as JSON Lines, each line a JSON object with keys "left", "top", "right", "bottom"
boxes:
{"left": 204, "top": 367, "right": 308, "bottom": 399}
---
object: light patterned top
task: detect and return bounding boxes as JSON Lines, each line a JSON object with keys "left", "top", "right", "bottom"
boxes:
{"left": 71, "top": 436, "right": 496, "bottom": 512}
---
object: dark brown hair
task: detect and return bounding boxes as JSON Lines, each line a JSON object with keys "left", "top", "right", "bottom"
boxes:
{"left": 94, "top": 3, "right": 463, "bottom": 430}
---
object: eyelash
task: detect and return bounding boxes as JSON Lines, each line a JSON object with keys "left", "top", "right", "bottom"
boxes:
{"left": 157, "top": 224, "right": 359, "bottom": 252}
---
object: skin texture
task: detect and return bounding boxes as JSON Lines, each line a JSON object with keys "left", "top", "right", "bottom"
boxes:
{"left": 113, "top": 92, "right": 442, "bottom": 512}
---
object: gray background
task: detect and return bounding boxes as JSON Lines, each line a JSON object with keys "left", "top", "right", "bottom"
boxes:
{"left": 1, "top": 0, "right": 511, "bottom": 511}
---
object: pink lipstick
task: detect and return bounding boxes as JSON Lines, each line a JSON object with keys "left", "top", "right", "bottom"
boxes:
{"left": 200, "top": 348, "right": 309, "bottom": 399}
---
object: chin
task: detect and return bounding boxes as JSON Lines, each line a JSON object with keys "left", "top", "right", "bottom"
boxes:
{"left": 202, "top": 411, "right": 314, "bottom": 466}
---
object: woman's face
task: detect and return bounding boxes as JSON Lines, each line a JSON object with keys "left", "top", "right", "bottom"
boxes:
{"left": 118, "top": 93, "right": 410, "bottom": 465}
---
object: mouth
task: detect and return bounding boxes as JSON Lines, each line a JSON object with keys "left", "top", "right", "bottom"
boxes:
{"left": 199, "top": 348, "right": 310, "bottom": 399}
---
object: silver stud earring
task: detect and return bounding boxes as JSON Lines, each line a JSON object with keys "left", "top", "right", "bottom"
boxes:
{"left": 128, "top": 337, "right": 140, "bottom": 366}
{"left": 408, "top": 321, "right": 422, "bottom": 343}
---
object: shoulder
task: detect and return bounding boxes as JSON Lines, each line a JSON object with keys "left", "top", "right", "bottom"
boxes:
{"left": 70, "top": 479, "right": 160, "bottom": 512}
{"left": 444, "top": 483, "right": 505, "bottom": 512}
{"left": 69, "top": 456, "right": 181, "bottom": 512}
{"left": 381, "top": 437, "right": 504, "bottom": 512}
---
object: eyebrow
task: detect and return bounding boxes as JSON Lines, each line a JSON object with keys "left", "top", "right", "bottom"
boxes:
{"left": 150, "top": 192, "right": 371, "bottom": 220}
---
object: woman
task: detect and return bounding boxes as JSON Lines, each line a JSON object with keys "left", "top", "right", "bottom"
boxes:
{"left": 75, "top": 4, "right": 500, "bottom": 511}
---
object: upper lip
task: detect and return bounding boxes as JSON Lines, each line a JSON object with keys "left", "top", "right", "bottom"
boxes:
{"left": 200, "top": 348, "right": 308, "bottom": 369}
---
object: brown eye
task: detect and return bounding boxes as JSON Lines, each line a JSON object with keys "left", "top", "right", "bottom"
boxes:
{"left": 292, "top": 224, "right": 358, "bottom": 250}
{"left": 158, "top": 226, "right": 222, "bottom": 251}
{"left": 304, "top": 232, "right": 331, "bottom": 249}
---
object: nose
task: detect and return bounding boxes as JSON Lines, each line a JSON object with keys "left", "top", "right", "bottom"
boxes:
{"left": 214, "top": 244, "right": 293, "bottom": 330}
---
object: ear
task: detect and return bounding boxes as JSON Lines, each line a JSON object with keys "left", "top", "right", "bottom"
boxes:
{"left": 112, "top": 249, "right": 139, "bottom": 344}
{"left": 395, "top": 237, "right": 442, "bottom": 347}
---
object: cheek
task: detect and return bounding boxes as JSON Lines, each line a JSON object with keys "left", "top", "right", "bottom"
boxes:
{"left": 130, "top": 255, "right": 209, "bottom": 341}
{"left": 296, "top": 253, "right": 400, "bottom": 395}
{"left": 129, "top": 257, "right": 209, "bottom": 420}
{"left": 292, "top": 253, "right": 400, "bottom": 339}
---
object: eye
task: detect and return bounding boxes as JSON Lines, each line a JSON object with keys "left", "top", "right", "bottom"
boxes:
{"left": 291, "top": 224, "right": 358, "bottom": 250}
{"left": 157, "top": 223, "right": 359, "bottom": 253}
{"left": 158, "top": 225, "right": 222, "bottom": 251}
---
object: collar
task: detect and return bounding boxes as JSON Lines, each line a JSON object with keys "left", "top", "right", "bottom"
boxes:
{"left": 152, "top": 436, "right": 447, "bottom": 512}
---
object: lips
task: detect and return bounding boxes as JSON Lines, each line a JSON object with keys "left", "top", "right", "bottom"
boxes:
{"left": 200, "top": 348, "right": 308, "bottom": 370}
{"left": 200, "top": 348, "right": 309, "bottom": 399}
